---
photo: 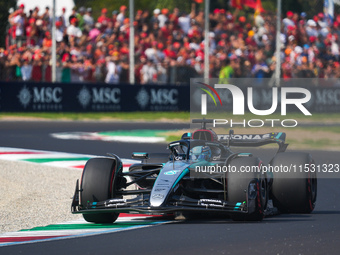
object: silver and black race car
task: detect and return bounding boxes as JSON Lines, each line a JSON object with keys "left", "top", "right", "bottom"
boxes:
{"left": 71, "top": 119, "right": 317, "bottom": 222}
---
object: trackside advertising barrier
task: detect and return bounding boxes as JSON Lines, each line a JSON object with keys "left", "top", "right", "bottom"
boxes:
{"left": 0, "top": 82, "right": 190, "bottom": 112}
{"left": 0, "top": 81, "right": 339, "bottom": 112}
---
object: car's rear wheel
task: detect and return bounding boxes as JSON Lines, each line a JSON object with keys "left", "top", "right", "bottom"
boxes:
{"left": 227, "top": 156, "right": 267, "bottom": 221}
{"left": 271, "top": 152, "right": 317, "bottom": 213}
{"left": 80, "top": 157, "right": 121, "bottom": 223}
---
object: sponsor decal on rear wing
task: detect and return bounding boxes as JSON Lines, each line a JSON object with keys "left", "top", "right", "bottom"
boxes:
{"left": 217, "top": 132, "right": 288, "bottom": 152}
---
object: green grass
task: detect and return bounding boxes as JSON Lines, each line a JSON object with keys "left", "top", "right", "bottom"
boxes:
{"left": 285, "top": 138, "right": 340, "bottom": 149}
{"left": 295, "top": 126, "right": 340, "bottom": 134}
{"left": 165, "top": 135, "right": 182, "bottom": 143}
{"left": 1, "top": 112, "right": 339, "bottom": 123}
{"left": 0, "top": 112, "right": 190, "bottom": 121}
{"left": 302, "top": 139, "right": 332, "bottom": 147}
{"left": 190, "top": 112, "right": 340, "bottom": 122}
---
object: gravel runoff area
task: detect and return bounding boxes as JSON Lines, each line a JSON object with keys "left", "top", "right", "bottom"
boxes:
{"left": 0, "top": 160, "right": 82, "bottom": 233}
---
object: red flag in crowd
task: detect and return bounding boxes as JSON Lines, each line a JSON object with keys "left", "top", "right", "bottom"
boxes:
{"left": 245, "top": 0, "right": 265, "bottom": 12}
{"left": 231, "top": 0, "right": 243, "bottom": 10}
{"left": 232, "top": 0, "right": 265, "bottom": 12}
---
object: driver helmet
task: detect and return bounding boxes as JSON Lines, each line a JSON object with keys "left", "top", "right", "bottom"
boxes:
{"left": 190, "top": 146, "right": 211, "bottom": 162}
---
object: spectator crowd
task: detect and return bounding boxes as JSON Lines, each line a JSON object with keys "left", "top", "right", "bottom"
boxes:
{"left": 0, "top": 3, "right": 340, "bottom": 85}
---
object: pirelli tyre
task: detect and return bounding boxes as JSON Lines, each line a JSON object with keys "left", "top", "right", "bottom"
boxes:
{"left": 80, "top": 157, "right": 122, "bottom": 223}
{"left": 270, "top": 152, "right": 317, "bottom": 213}
{"left": 227, "top": 156, "right": 267, "bottom": 221}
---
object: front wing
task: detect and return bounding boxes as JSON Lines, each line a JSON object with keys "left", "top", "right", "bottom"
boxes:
{"left": 71, "top": 187, "right": 256, "bottom": 216}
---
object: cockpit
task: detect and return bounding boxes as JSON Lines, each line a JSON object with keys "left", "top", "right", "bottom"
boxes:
{"left": 168, "top": 140, "right": 227, "bottom": 163}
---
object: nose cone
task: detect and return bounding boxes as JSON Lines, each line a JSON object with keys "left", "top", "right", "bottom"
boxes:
{"left": 150, "top": 193, "right": 165, "bottom": 207}
{"left": 149, "top": 162, "right": 189, "bottom": 207}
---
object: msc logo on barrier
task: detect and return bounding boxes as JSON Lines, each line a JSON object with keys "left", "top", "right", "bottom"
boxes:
{"left": 78, "top": 86, "right": 121, "bottom": 110}
{"left": 136, "top": 88, "right": 178, "bottom": 110}
{"left": 18, "top": 86, "right": 63, "bottom": 110}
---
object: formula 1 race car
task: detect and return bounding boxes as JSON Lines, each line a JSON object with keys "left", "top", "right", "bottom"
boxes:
{"left": 71, "top": 119, "right": 317, "bottom": 222}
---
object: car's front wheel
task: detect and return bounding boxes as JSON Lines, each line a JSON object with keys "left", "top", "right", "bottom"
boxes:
{"left": 80, "top": 157, "right": 121, "bottom": 223}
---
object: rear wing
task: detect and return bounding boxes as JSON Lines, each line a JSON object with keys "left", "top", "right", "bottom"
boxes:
{"left": 218, "top": 132, "right": 288, "bottom": 152}
{"left": 191, "top": 119, "right": 288, "bottom": 152}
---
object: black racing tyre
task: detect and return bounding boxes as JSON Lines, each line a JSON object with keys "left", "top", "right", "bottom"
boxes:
{"left": 80, "top": 157, "right": 121, "bottom": 223}
{"left": 271, "top": 152, "right": 317, "bottom": 213}
{"left": 227, "top": 156, "right": 267, "bottom": 221}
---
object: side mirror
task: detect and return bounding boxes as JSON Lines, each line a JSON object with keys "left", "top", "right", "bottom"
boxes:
{"left": 132, "top": 152, "right": 149, "bottom": 159}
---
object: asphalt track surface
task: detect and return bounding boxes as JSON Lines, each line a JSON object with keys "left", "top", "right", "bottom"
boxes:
{"left": 1, "top": 121, "right": 340, "bottom": 255}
